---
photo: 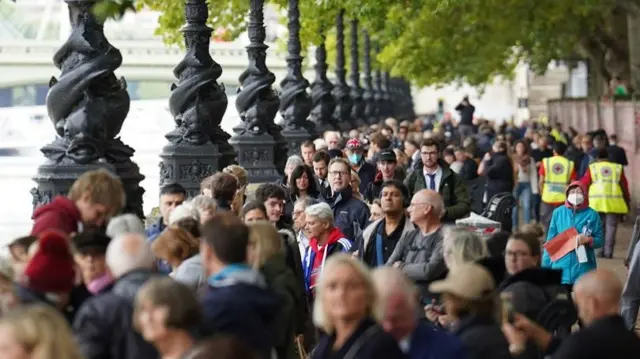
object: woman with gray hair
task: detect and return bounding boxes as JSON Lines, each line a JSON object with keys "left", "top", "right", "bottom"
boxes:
{"left": 279, "top": 155, "right": 304, "bottom": 189}
{"left": 189, "top": 195, "right": 217, "bottom": 224}
{"left": 106, "top": 214, "right": 146, "bottom": 239}
{"left": 301, "top": 203, "right": 352, "bottom": 300}
{"left": 442, "top": 226, "right": 488, "bottom": 270}
{"left": 168, "top": 202, "right": 200, "bottom": 226}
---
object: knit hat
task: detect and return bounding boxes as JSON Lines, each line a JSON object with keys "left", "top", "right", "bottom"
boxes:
{"left": 24, "top": 229, "right": 75, "bottom": 293}
{"left": 346, "top": 138, "right": 363, "bottom": 150}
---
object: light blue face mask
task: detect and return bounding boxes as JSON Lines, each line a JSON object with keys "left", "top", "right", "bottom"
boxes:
{"left": 348, "top": 153, "right": 361, "bottom": 165}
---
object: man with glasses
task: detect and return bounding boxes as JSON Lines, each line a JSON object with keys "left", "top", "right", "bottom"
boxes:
{"left": 404, "top": 138, "right": 471, "bottom": 223}
{"left": 324, "top": 158, "right": 370, "bottom": 241}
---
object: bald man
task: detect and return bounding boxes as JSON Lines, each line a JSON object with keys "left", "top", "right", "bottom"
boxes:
{"left": 503, "top": 269, "right": 640, "bottom": 359}
{"left": 386, "top": 190, "right": 447, "bottom": 304}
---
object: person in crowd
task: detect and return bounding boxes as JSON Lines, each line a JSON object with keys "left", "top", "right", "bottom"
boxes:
{"left": 147, "top": 183, "right": 187, "bottom": 242}
{"left": 301, "top": 140, "right": 317, "bottom": 167}
{"left": 394, "top": 148, "right": 409, "bottom": 170}
{"left": 31, "top": 169, "right": 125, "bottom": 236}
{"left": 387, "top": 189, "right": 447, "bottom": 304}
{"left": 404, "top": 139, "right": 471, "bottom": 223}
{"left": 7, "top": 235, "right": 36, "bottom": 278}
{"left": 241, "top": 201, "right": 268, "bottom": 223}
{"left": 280, "top": 155, "right": 304, "bottom": 190}
{"left": 285, "top": 164, "right": 320, "bottom": 217}
{"left": 543, "top": 182, "right": 603, "bottom": 287}
{"left": 72, "top": 231, "right": 113, "bottom": 296}
{"left": 0, "top": 257, "right": 18, "bottom": 317}
{"left": 313, "top": 150, "right": 331, "bottom": 198}
{"left": 350, "top": 169, "right": 364, "bottom": 200}
{"left": 314, "top": 137, "right": 327, "bottom": 151}
{"left": 478, "top": 140, "right": 514, "bottom": 206}
{"left": 580, "top": 148, "right": 630, "bottom": 258}
{"left": 0, "top": 304, "right": 84, "bottom": 359}
{"left": 622, "top": 237, "right": 640, "bottom": 330}
{"left": 355, "top": 181, "right": 414, "bottom": 267}
{"left": 223, "top": 164, "right": 249, "bottom": 214}
{"left": 134, "top": 277, "right": 200, "bottom": 359}
{"left": 292, "top": 197, "right": 320, "bottom": 261}
{"left": 404, "top": 139, "right": 421, "bottom": 171}
{"left": 151, "top": 226, "right": 203, "bottom": 291}
{"left": 199, "top": 213, "right": 279, "bottom": 359}
{"left": 15, "top": 230, "right": 79, "bottom": 323}
{"left": 373, "top": 267, "right": 467, "bottom": 359}
{"left": 369, "top": 199, "right": 383, "bottom": 222}
{"left": 512, "top": 139, "right": 538, "bottom": 228}
{"left": 310, "top": 254, "right": 405, "bottom": 359}
{"left": 454, "top": 147, "right": 478, "bottom": 182}
{"left": 443, "top": 227, "right": 488, "bottom": 270}
{"left": 73, "top": 232, "right": 160, "bottom": 359}
{"left": 430, "top": 263, "right": 512, "bottom": 359}
{"left": 247, "top": 222, "right": 307, "bottom": 359}
{"left": 455, "top": 96, "right": 475, "bottom": 140}
{"left": 324, "top": 131, "right": 341, "bottom": 150}
{"left": 189, "top": 195, "right": 217, "bottom": 224}
{"left": 255, "top": 183, "right": 290, "bottom": 230}
{"left": 538, "top": 142, "right": 575, "bottom": 228}
{"left": 364, "top": 149, "right": 402, "bottom": 203}
{"left": 345, "top": 138, "right": 376, "bottom": 193}
{"left": 566, "top": 135, "right": 585, "bottom": 170}
{"left": 302, "top": 203, "right": 352, "bottom": 300}
{"left": 576, "top": 133, "right": 594, "bottom": 178}
{"left": 325, "top": 158, "right": 370, "bottom": 240}
{"left": 503, "top": 269, "right": 640, "bottom": 359}
{"left": 169, "top": 201, "right": 200, "bottom": 225}
{"left": 531, "top": 135, "right": 554, "bottom": 222}
{"left": 607, "top": 134, "right": 628, "bottom": 166}
{"left": 106, "top": 213, "right": 146, "bottom": 239}
{"left": 204, "top": 172, "right": 238, "bottom": 212}
{"left": 369, "top": 131, "right": 393, "bottom": 164}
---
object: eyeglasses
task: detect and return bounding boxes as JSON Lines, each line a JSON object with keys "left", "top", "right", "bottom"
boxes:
{"left": 505, "top": 250, "right": 531, "bottom": 258}
{"left": 329, "top": 171, "right": 349, "bottom": 177}
{"left": 420, "top": 151, "right": 438, "bottom": 157}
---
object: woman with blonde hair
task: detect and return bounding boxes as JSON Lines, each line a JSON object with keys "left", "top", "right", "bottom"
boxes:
{"left": 310, "top": 254, "right": 404, "bottom": 359}
{"left": 152, "top": 227, "right": 204, "bottom": 292}
{"left": 0, "top": 304, "right": 84, "bottom": 359}
{"left": 247, "top": 222, "right": 305, "bottom": 359}
{"left": 350, "top": 170, "right": 363, "bottom": 200}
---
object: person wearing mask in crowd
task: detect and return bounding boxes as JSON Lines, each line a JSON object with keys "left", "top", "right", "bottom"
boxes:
{"left": 325, "top": 158, "right": 370, "bottom": 240}
{"left": 200, "top": 214, "right": 280, "bottom": 359}
{"left": 313, "top": 150, "right": 331, "bottom": 198}
{"left": 72, "top": 231, "right": 113, "bottom": 296}
{"left": 355, "top": 181, "right": 415, "bottom": 267}
{"left": 242, "top": 201, "right": 268, "bottom": 223}
{"left": 512, "top": 139, "right": 539, "bottom": 228}
{"left": 404, "top": 139, "right": 421, "bottom": 172}
{"left": 478, "top": 140, "right": 514, "bottom": 206}
{"left": 279, "top": 155, "right": 304, "bottom": 190}
{"left": 152, "top": 227, "right": 203, "bottom": 292}
{"left": 31, "top": 169, "right": 125, "bottom": 236}
{"left": 147, "top": 183, "right": 186, "bottom": 242}
{"left": 538, "top": 142, "right": 575, "bottom": 228}
{"left": 324, "top": 131, "right": 341, "bottom": 150}
{"left": 285, "top": 164, "right": 320, "bottom": 217}
{"left": 622, "top": 237, "right": 640, "bottom": 330}
{"left": 373, "top": 267, "right": 468, "bottom": 359}
{"left": 503, "top": 269, "right": 640, "bottom": 359}
{"left": 607, "top": 134, "right": 628, "bottom": 166}
{"left": 310, "top": 254, "right": 405, "bottom": 359}
{"left": 364, "top": 149, "right": 402, "bottom": 203}
{"left": 202, "top": 172, "right": 238, "bottom": 212}
{"left": 455, "top": 96, "right": 475, "bottom": 141}
{"left": 134, "top": 278, "right": 200, "bottom": 359}
{"left": 430, "top": 263, "right": 512, "bottom": 359}
{"left": 302, "top": 203, "right": 352, "bottom": 300}
{"left": 247, "top": 222, "right": 307, "bottom": 359}
{"left": 222, "top": 165, "right": 249, "bottom": 215}
{"left": 301, "top": 140, "right": 316, "bottom": 167}
{"left": 73, "top": 232, "right": 160, "bottom": 359}
{"left": 387, "top": 189, "right": 447, "bottom": 304}
{"left": 370, "top": 199, "right": 383, "bottom": 221}
{"left": 0, "top": 305, "right": 85, "bottom": 359}
{"left": 581, "top": 148, "right": 630, "bottom": 258}
{"left": 292, "top": 197, "right": 320, "bottom": 261}
{"left": 543, "top": 182, "right": 603, "bottom": 288}
{"left": 404, "top": 138, "right": 471, "bottom": 223}
{"left": 345, "top": 138, "right": 376, "bottom": 194}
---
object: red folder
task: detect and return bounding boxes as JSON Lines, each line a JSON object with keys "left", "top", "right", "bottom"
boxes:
{"left": 544, "top": 227, "right": 579, "bottom": 262}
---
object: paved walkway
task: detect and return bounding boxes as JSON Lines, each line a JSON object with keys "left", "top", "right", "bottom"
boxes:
{"left": 599, "top": 221, "right": 633, "bottom": 282}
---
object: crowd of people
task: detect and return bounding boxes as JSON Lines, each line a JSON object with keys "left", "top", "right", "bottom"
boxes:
{"left": 0, "top": 112, "right": 639, "bottom": 359}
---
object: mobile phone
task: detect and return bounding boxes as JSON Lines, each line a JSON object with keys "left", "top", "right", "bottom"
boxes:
{"left": 500, "top": 292, "right": 515, "bottom": 324}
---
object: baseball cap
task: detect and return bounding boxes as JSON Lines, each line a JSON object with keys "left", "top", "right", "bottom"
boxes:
{"left": 346, "top": 138, "right": 363, "bottom": 150}
{"left": 378, "top": 149, "right": 397, "bottom": 163}
{"left": 429, "top": 263, "right": 495, "bottom": 300}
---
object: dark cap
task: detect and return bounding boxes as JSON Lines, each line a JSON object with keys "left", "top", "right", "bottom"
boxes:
{"left": 378, "top": 149, "right": 397, "bottom": 163}
{"left": 72, "top": 231, "right": 111, "bottom": 254}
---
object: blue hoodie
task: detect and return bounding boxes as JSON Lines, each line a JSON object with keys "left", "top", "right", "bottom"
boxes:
{"left": 542, "top": 181, "right": 603, "bottom": 285}
{"left": 201, "top": 264, "right": 281, "bottom": 359}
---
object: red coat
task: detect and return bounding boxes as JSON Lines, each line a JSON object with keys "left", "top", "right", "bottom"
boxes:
{"left": 31, "top": 196, "right": 81, "bottom": 236}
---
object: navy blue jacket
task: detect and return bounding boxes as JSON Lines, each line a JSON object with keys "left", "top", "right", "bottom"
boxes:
{"left": 357, "top": 161, "right": 377, "bottom": 194}
{"left": 324, "top": 187, "right": 370, "bottom": 241}
{"left": 407, "top": 322, "right": 467, "bottom": 359}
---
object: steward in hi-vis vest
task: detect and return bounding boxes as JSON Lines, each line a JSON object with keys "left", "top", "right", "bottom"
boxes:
{"left": 538, "top": 142, "right": 575, "bottom": 227}
{"left": 581, "top": 148, "right": 630, "bottom": 258}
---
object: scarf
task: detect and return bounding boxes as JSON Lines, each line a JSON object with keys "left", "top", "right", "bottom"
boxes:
{"left": 513, "top": 153, "right": 531, "bottom": 173}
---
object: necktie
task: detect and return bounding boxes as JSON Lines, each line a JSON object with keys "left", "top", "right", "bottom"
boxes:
{"left": 427, "top": 173, "right": 436, "bottom": 191}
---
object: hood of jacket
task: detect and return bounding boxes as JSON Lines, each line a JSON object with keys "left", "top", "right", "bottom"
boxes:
{"left": 31, "top": 196, "right": 81, "bottom": 224}
{"left": 498, "top": 267, "right": 562, "bottom": 291}
{"left": 310, "top": 227, "right": 347, "bottom": 254}
{"left": 565, "top": 181, "right": 589, "bottom": 210}
{"left": 327, "top": 186, "right": 354, "bottom": 206}
{"left": 112, "top": 269, "right": 161, "bottom": 301}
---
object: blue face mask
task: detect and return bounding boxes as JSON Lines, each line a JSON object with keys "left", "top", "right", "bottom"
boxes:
{"left": 348, "top": 153, "right": 362, "bottom": 165}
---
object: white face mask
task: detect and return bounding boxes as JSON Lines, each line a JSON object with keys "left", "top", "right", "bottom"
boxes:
{"left": 567, "top": 193, "right": 584, "bottom": 206}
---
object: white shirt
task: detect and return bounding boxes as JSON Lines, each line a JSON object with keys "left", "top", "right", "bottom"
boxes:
{"left": 423, "top": 166, "right": 443, "bottom": 192}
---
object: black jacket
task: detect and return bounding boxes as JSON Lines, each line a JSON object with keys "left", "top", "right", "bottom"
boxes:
{"left": 453, "top": 314, "right": 512, "bottom": 359}
{"left": 608, "top": 144, "right": 628, "bottom": 166}
{"left": 483, "top": 152, "right": 514, "bottom": 202}
{"left": 356, "top": 161, "right": 377, "bottom": 195}
{"left": 73, "top": 270, "right": 161, "bottom": 359}
{"left": 324, "top": 187, "right": 370, "bottom": 241}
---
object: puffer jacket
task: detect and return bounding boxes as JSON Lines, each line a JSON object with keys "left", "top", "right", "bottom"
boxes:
{"left": 323, "top": 187, "right": 370, "bottom": 241}
{"left": 73, "top": 269, "right": 162, "bottom": 359}
{"left": 355, "top": 216, "right": 415, "bottom": 267}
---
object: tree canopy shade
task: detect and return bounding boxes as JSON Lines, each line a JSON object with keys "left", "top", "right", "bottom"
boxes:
{"left": 95, "top": 0, "right": 638, "bottom": 90}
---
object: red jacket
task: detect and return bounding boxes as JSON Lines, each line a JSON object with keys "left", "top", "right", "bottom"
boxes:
{"left": 31, "top": 196, "right": 81, "bottom": 236}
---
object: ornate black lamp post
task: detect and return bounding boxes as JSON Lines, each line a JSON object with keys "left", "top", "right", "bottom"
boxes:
{"left": 383, "top": 71, "right": 394, "bottom": 120}
{"left": 309, "top": 29, "right": 337, "bottom": 132}
{"left": 373, "top": 44, "right": 385, "bottom": 123}
{"left": 349, "top": 19, "right": 365, "bottom": 128}
{"left": 278, "top": 0, "right": 314, "bottom": 156}
{"left": 332, "top": 9, "right": 352, "bottom": 132}
{"left": 31, "top": 0, "right": 144, "bottom": 218}
{"left": 362, "top": 30, "right": 376, "bottom": 125}
{"left": 158, "top": 0, "right": 231, "bottom": 197}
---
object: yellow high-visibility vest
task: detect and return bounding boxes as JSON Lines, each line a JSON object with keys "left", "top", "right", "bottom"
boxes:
{"left": 541, "top": 156, "right": 574, "bottom": 203}
{"left": 588, "top": 162, "right": 629, "bottom": 214}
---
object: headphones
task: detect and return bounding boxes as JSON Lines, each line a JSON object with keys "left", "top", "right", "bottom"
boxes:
{"left": 379, "top": 181, "right": 411, "bottom": 208}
